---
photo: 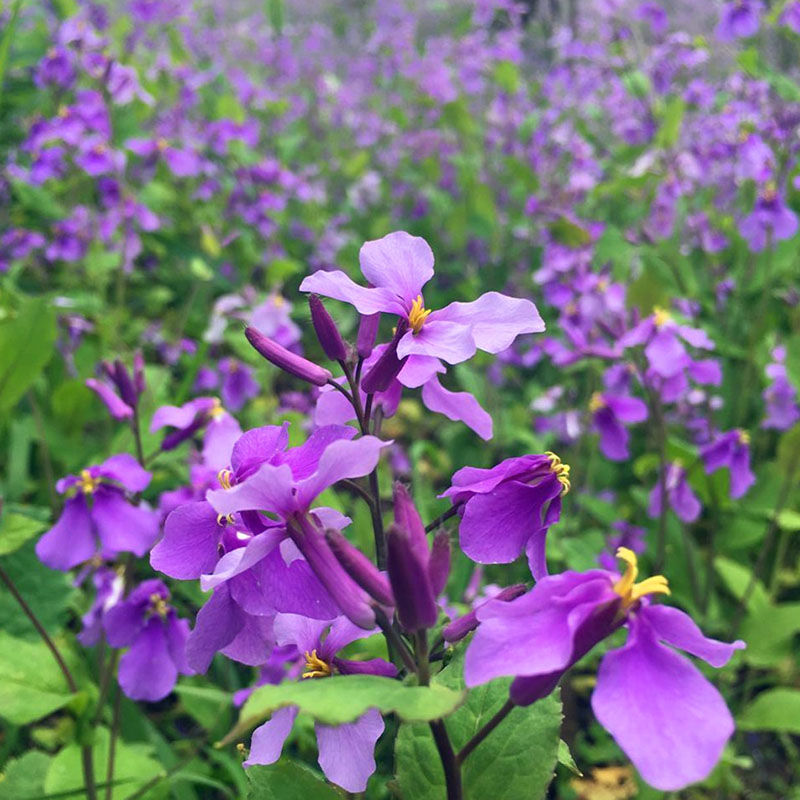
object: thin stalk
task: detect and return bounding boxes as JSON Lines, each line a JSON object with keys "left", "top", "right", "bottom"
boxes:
{"left": 131, "top": 407, "right": 145, "bottom": 467}
{"left": 456, "top": 699, "right": 515, "bottom": 765}
{"left": 104, "top": 687, "right": 122, "bottom": 800}
{"left": 0, "top": 564, "right": 98, "bottom": 800}
{"left": 375, "top": 611, "right": 416, "bottom": 674}
{"left": 27, "top": 390, "right": 58, "bottom": 514}
{"left": 425, "top": 504, "right": 460, "bottom": 534}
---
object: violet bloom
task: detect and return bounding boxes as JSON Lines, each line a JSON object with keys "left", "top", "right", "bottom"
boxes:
{"left": 465, "top": 549, "right": 744, "bottom": 790}
{"left": 589, "top": 391, "right": 648, "bottom": 461}
{"left": 701, "top": 430, "right": 755, "bottom": 499}
{"left": 717, "top": 0, "right": 763, "bottom": 40}
{"left": 762, "top": 347, "right": 800, "bottom": 430}
{"left": 86, "top": 354, "right": 145, "bottom": 421}
{"left": 441, "top": 452, "right": 571, "bottom": 579}
{"left": 219, "top": 358, "right": 259, "bottom": 411}
{"left": 127, "top": 137, "right": 203, "bottom": 178}
{"left": 245, "top": 614, "right": 394, "bottom": 792}
{"left": 598, "top": 521, "right": 647, "bottom": 571}
{"left": 103, "top": 580, "right": 191, "bottom": 702}
{"left": 77, "top": 567, "right": 124, "bottom": 646}
{"left": 648, "top": 462, "right": 701, "bottom": 523}
{"left": 620, "top": 307, "right": 714, "bottom": 379}
{"left": 780, "top": 1, "right": 800, "bottom": 32}
{"left": 36, "top": 454, "right": 158, "bottom": 571}
{"left": 739, "top": 187, "right": 799, "bottom": 252}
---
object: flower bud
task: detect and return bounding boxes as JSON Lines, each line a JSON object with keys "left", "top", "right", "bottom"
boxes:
{"left": 133, "top": 350, "right": 146, "bottom": 394}
{"left": 113, "top": 359, "right": 139, "bottom": 408}
{"left": 386, "top": 523, "right": 437, "bottom": 633}
{"left": 361, "top": 320, "right": 408, "bottom": 394}
{"left": 428, "top": 530, "right": 451, "bottom": 597}
{"left": 309, "top": 294, "right": 348, "bottom": 361}
{"left": 392, "top": 482, "right": 428, "bottom": 565}
{"left": 160, "top": 413, "right": 207, "bottom": 451}
{"left": 325, "top": 528, "right": 394, "bottom": 607}
{"left": 357, "top": 313, "right": 381, "bottom": 358}
{"left": 245, "top": 326, "right": 332, "bottom": 387}
{"left": 441, "top": 584, "right": 527, "bottom": 643}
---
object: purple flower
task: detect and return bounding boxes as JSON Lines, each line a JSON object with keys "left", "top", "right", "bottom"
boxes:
{"left": 441, "top": 452, "right": 571, "bottom": 579}
{"left": 700, "top": 430, "right": 755, "bottom": 499}
{"left": 245, "top": 613, "right": 393, "bottom": 792}
{"left": 36, "top": 454, "right": 158, "bottom": 571}
{"left": 589, "top": 391, "right": 648, "bottom": 461}
{"left": 598, "top": 521, "right": 647, "bottom": 571}
{"left": 648, "top": 462, "right": 702, "bottom": 523}
{"left": 465, "top": 549, "right": 744, "bottom": 790}
{"left": 762, "top": 347, "right": 800, "bottom": 430}
{"left": 299, "top": 231, "right": 544, "bottom": 367}
{"left": 74, "top": 137, "right": 125, "bottom": 176}
{"left": 739, "top": 187, "right": 799, "bottom": 252}
{"left": 103, "top": 580, "right": 191, "bottom": 702}
{"left": 77, "top": 567, "right": 125, "bottom": 646}
{"left": 35, "top": 47, "right": 76, "bottom": 88}
{"left": 717, "top": 0, "right": 763, "bottom": 40}
{"left": 219, "top": 358, "right": 259, "bottom": 411}
{"left": 780, "top": 1, "right": 800, "bottom": 32}
{"left": 86, "top": 354, "right": 145, "bottom": 420}
{"left": 127, "top": 137, "right": 203, "bottom": 177}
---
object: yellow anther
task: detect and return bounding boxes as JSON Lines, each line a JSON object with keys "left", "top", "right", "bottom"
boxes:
{"left": 408, "top": 295, "right": 432, "bottom": 335}
{"left": 597, "top": 277, "right": 609, "bottom": 292}
{"left": 208, "top": 397, "right": 226, "bottom": 420}
{"left": 762, "top": 182, "right": 777, "bottom": 202}
{"left": 302, "top": 649, "right": 332, "bottom": 679}
{"left": 58, "top": 105, "right": 69, "bottom": 118}
{"left": 92, "top": 142, "right": 107, "bottom": 154}
{"left": 612, "top": 547, "right": 670, "bottom": 611}
{"left": 156, "top": 137, "right": 169, "bottom": 151}
{"left": 78, "top": 469, "right": 100, "bottom": 495}
{"left": 652, "top": 306, "right": 671, "bottom": 328}
{"left": 216, "top": 513, "right": 235, "bottom": 526}
{"left": 273, "top": 295, "right": 285, "bottom": 307}
{"left": 738, "top": 429, "right": 750, "bottom": 445}
{"left": 589, "top": 392, "right": 606, "bottom": 413}
{"left": 218, "top": 469, "right": 233, "bottom": 490}
{"left": 545, "top": 451, "right": 571, "bottom": 495}
{"left": 149, "top": 593, "right": 169, "bottom": 618}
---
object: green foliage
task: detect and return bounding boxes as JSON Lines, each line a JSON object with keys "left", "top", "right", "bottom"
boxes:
{"left": 246, "top": 761, "right": 341, "bottom": 800}
{"left": 739, "top": 690, "right": 800, "bottom": 734}
{"left": 0, "top": 511, "right": 46, "bottom": 556}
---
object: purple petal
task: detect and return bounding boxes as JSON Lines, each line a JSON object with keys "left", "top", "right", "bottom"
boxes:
{"left": 202, "top": 413, "right": 242, "bottom": 470}
{"left": 99, "top": 453, "right": 152, "bottom": 492}
{"left": 245, "top": 707, "right": 298, "bottom": 766}
{"left": 36, "top": 496, "right": 95, "bottom": 571}
{"left": 151, "top": 502, "right": 223, "bottom": 579}
{"left": 206, "top": 462, "right": 296, "bottom": 518}
{"left": 185, "top": 585, "right": 244, "bottom": 672}
{"left": 103, "top": 595, "right": 146, "bottom": 647}
{"left": 150, "top": 398, "right": 214, "bottom": 432}
{"left": 231, "top": 424, "right": 290, "bottom": 477}
{"left": 118, "top": 617, "right": 178, "bottom": 702}
{"left": 359, "top": 231, "right": 434, "bottom": 309}
{"left": 200, "top": 529, "right": 284, "bottom": 592}
{"left": 645, "top": 330, "right": 688, "bottom": 378}
{"left": 221, "top": 613, "right": 275, "bottom": 665}
{"left": 592, "top": 615, "right": 735, "bottom": 791}
{"left": 397, "top": 320, "right": 476, "bottom": 364}
{"left": 640, "top": 604, "right": 745, "bottom": 667}
{"left": 421, "top": 376, "right": 493, "bottom": 440}
{"left": 283, "top": 425, "right": 357, "bottom": 480}
{"left": 86, "top": 379, "right": 133, "bottom": 419}
{"left": 397, "top": 355, "right": 446, "bottom": 388}
{"left": 91, "top": 489, "right": 159, "bottom": 556}
{"left": 273, "top": 613, "right": 330, "bottom": 653}
{"left": 432, "top": 292, "right": 545, "bottom": 353}
{"left": 316, "top": 708, "right": 384, "bottom": 792}
{"left": 595, "top": 408, "right": 630, "bottom": 462}
{"left": 299, "top": 269, "right": 397, "bottom": 315}
{"left": 605, "top": 394, "right": 648, "bottom": 423}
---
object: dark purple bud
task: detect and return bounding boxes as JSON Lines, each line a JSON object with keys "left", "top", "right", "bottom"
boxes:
{"left": 361, "top": 320, "right": 408, "bottom": 394}
{"left": 289, "top": 515, "right": 375, "bottom": 629}
{"left": 357, "top": 313, "right": 381, "bottom": 358}
{"left": 442, "top": 584, "right": 527, "bottom": 643}
{"left": 333, "top": 657, "right": 398, "bottom": 678}
{"left": 113, "top": 360, "right": 138, "bottom": 408}
{"left": 428, "top": 531, "right": 451, "bottom": 597}
{"left": 245, "top": 326, "right": 332, "bottom": 387}
{"left": 160, "top": 414, "right": 206, "bottom": 451}
{"left": 393, "top": 482, "right": 429, "bottom": 565}
{"left": 386, "top": 523, "right": 437, "bottom": 633}
{"left": 325, "top": 528, "right": 394, "bottom": 607}
{"left": 133, "top": 350, "right": 146, "bottom": 394}
{"left": 309, "top": 294, "right": 348, "bottom": 361}
{"left": 101, "top": 360, "right": 117, "bottom": 382}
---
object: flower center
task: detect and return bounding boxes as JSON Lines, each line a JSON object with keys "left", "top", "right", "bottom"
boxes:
{"left": 652, "top": 306, "right": 671, "bottom": 328}
{"left": 612, "top": 547, "right": 670, "bottom": 611}
{"left": 738, "top": 429, "right": 750, "bottom": 445}
{"left": 408, "top": 295, "right": 432, "bottom": 335}
{"left": 218, "top": 468, "right": 233, "bottom": 490}
{"left": 589, "top": 392, "right": 606, "bottom": 413}
{"left": 156, "top": 137, "right": 169, "bottom": 152}
{"left": 208, "top": 398, "right": 226, "bottom": 420}
{"left": 545, "top": 451, "right": 571, "bottom": 495}
{"left": 302, "top": 649, "right": 332, "bottom": 679}
{"left": 149, "top": 593, "right": 169, "bottom": 618}
{"left": 78, "top": 469, "right": 100, "bottom": 495}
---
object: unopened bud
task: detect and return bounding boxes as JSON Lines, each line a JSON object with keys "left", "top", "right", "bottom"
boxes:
{"left": 393, "top": 482, "right": 429, "bottom": 565}
{"left": 386, "top": 523, "right": 437, "bottom": 633}
{"left": 309, "top": 294, "right": 348, "bottom": 361}
{"left": 245, "top": 326, "right": 332, "bottom": 387}
{"left": 113, "top": 360, "right": 138, "bottom": 408}
{"left": 361, "top": 320, "right": 408, "bottom": 394}
{"left": 325, "top": 528, "right": 394, "bottom": 607}
{"left": 428, "top": 531, "right": 451, "bottom": 597}
{"left": 133, "top": 350, "right": 146, "bottom": 394}
{"left": 160, "top": 414, "right": 206, "bottom": 451}
{"left": 357, "top": 313, "right": 381, "bottom": 358}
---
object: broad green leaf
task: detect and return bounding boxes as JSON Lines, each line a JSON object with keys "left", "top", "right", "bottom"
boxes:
{"left": 739, "top": 603, "right": 800, "bottom": 667}
{"left": 0, "top": 298, "right": 57, "bottom": 413}
{"left": 714, "top": 556, "right": 769, "bottom": 611}
{"left": 656, "top": 96, "right": 685, "bottom": 148}
{"left": 548, "top": 217, "right": 592, "bottom": 248}
{"left": 0, "top": 751, "right": 50, "bottom": 800}
{"left": 176, "top": 683, "right": 233, "bottom": 731}
{"left": 0, "top": 511, "right": 46, "bottom": 555}
{"left": 395, "top": 647, "right": 562, "bottom": 800}
{"left": 775, "top": 509, "right": 800, "bottom": 531}
{"left": 739, "top": 689, "right": 800, "bottom": 734}
{"left": 0, "top": 631, "right": 77, "bottom": 724}
{"left": 45, "top": 727, "right": 165, "bottom": 800}
{"left": 227, "top": 675, "right": 463, "bottom": 742}
{"left": 246, "top": 761, "right": 340, "bottom": 800}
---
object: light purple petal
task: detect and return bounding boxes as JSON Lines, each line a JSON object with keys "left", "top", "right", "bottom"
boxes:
{"left": 231, "top": 424, "right": 290, "bottom": 476}
{"left": 118, "top": 617, "right": 178, "bottom": 702}
{"left": 99, "top": 453, "right": 152, "bottom": 492}
{"left": 185, "top": 585, "right": 244, "bottom": 672}
{"left": 359, "top": 231, "right": 434, "bottom": 308}
{"left": 421, "top": 376, "right": 493, "bottom": 440}
{"left": 91, "top": 489, "right": 159, "bottom": 556}
{"left": 200, "top": 529, "right": 284, "bottom": 592}
{"left": 316, "top": 708, "right": 384, "bottom": 792}
{"left": 283, "top": 425, "right": 358, "bottom": 480}
{"left": 645, "top": 330, "right": 688, "bottom": 378}
{"left": 314, "top": 385, "right": 357, "bottom": 427}
{"left": 206, "top": 461, "right": 296, "bottom": 518}
{"left": 432, "top": 292, "right": 545, "bottom": 353}
{"left": 605, "top": 394, "right": 648, "bottom": 423}
{"left": 299, "top": 270, "right": 397, "bottom": 315}
{"left": 36, "top": 496, "right": 95, "bottom": 571}
{"left": 151, "top": 501, "right": 223, "bottom": 579}
{"left": 397, "top": 320, "right": 475, "bottom": 364}
{"left": 273, "top": 613, "right": 330, "bottom": 654}
{"left": 221, "top": 613, "right": 275, "bottom": 665}
{"left": 397, "top": 355, "right": 446, "bottom": 388}
{"left": 202, "top": 413, "right": 242, "bottom": 471}
{"left": 85, "top": 379, "right": 133, "bottom": 420}
{"left": 245, "top": 707, "right": 299, "bottom": 766}
{"left": 592, "top": 616, "right": 735, "bottom": 791}
{"left": 150, "top": 398, "right": 214, "bottom": 432}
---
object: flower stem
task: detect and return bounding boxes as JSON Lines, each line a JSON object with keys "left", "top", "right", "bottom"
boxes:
{"left": 425, "top": 504, "right": 460, "bottom": 533}
{"left": 456, "top": 698, "right": 515, "bottom": 765}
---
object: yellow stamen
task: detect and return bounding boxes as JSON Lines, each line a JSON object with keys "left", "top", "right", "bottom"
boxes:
{"left": 597, "top": 277, "right": 609, "bottom": 292}
{"left": 408, "top": 295, "right": 432, "bottom": 335}
{"left": 273, "top": 295, "right": 285, "bottom": 307}
{"left": 613, "top": 547, "right": 670, "bottom": 611}
{"left": 218, "top": 468, "right": 233, "bottom": 490}
{"left": 156, "top": 137, "right": 169, "bottom": 151}
{"left": 78, "top": 469, "right": 100, "bottom": 495}
{"left": 652, "top": 306, "right": 671, "bottom": 328}
{"left": 302, "top": 649, "right": 332, "bottom": 679}
{"left": 208, "top": 397, "right": 226, "bottom": 420}
{"left": 738, "top": 429, "right": 750, "bottom": 445}
{"left": 149, "top": 593, "right": 169, "bottom": 618}
{"left": 216, "top": 513, "right": 235, "bottom": 526}
{"left": 589, "top": 392, "right": 606, "bottom": 413}
{"left": 762, "top": 182, "right": 777, "bottom": 202}
{"left": 545, "top": 451, "right": 571, "bottom": 495}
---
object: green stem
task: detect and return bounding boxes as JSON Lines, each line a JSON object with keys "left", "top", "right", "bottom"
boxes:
{"left": 456, "top": 699, "right": 515, "bottom": 765}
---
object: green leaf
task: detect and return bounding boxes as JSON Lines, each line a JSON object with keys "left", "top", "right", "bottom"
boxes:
{"left": 0, "top": 631, "right": 77, "bottom": 724}
{"left": 175, "top": 683, "right": 233, "bottom": 731}
{"left": 775, "top": 509, "right": 800, "bottom": 531}
{"left": 246, "top": 761, "right": 340, "bottom": 800}
{"left": 548, "top": 217, "right": 592, "bottom": 248}
{"left": 45, "top": 727, "right": 165, "bottom": 800}
{"left": 395, "top": 647, "right": 562, "bottom": 800}
{"left": 714, "top": 556, "right": 769, "bottom": 611}
{"left": 739, "top": 689, "right": 800, "bottom": 734}
{"left": 0, "top": 751, "right": 50, "bottom": 800}
{"left": 655, "top": 96, "right": 685, "bottom": 148}
{"left": 557, "top": 739, "right": 582, "bottom": 776}
{"left": 227, "top": 675, "right": 464, "bottom": 743}
{"left": 739, "top": 603, "right": 800, "bottom": 667}
{"left": 0, "top": 298, "right": 57, "bottom": 413}
{"left": 0, "top": 511, "right": 46, "bottom": 555}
